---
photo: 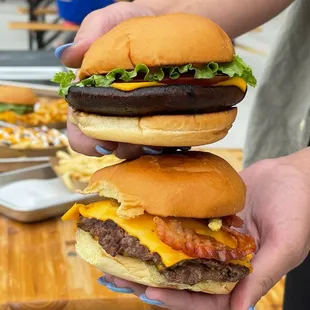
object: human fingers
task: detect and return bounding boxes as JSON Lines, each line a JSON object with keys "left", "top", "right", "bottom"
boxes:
{"left": 57, "top": 2, "right": 154, "bottom": 68}
{"left": 231, "top": 229, "right": 309, "bottom": 310}
{"left": 114, "top": 143, "right": 163, "bottom": 159}
{"left": 114, "top": 145, "right": 192, "bottom": 159}
{"left": 67, "top": 121, "right": 191, "bottom": 159}
{"left": 99, "top": 275, "right": 229, "bottom": 309}
{"left": 67, "top": 118, "right": 117, "bottom": 156}
{"left": 143, "top": 287, "right": 229, "bottom": 309}
{"left": 98, "top": 274, "right": 146, "bottom": 296}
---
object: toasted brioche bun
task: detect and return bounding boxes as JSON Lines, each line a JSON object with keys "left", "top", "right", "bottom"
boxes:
{"left": 82, "top": 151, "right": 246, "bottom": 219}
{"left": 69, "top": 108, "right": 237, "bottom": 147}
{"left": 0, "top": 86, "right": 37, "bottom": 105}
{"left": 79, "top": 13, "right": 234, "bottom": 80}
{"left": 76, "top": 228, "right": 237, "bottom": 294}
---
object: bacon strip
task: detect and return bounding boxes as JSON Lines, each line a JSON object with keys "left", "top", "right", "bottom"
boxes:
{"left": 222, "top": 215, "right": 244, "bottom": 228}
{"left": 154, "top": 217, "right": 256, "bottom": 262}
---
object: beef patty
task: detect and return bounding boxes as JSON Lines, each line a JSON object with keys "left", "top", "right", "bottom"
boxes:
{"left": 78, "top": 217, "right": 249, "bottom": 285}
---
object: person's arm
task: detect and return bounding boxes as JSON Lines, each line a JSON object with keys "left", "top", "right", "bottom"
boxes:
{"left": 134, "top": 0, "right": 293, "bottom": 38}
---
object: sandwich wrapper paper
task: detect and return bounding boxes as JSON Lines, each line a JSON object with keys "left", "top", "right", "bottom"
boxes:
{"left": 0, "top": 178, "right": 86, "bottom": 211}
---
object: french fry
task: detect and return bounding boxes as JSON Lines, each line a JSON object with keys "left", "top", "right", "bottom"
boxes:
{"left": 61, "top": 173, "right": 75, "bottom": 191}
{"left": 53, "top": 147, "right": 125, "bottom": 191}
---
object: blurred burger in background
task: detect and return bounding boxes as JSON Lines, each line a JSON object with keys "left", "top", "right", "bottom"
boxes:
{"left": 0, "top": 84, "right": 68, "bottom": 128}
{"left": 0, "top": 85, "right": 37, "bottom": 120}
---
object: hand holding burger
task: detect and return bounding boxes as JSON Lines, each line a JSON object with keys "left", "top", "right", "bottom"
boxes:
{"left": 98, "top": 156, "right": 310, "bottom": 310}
{"left": 55, "top": 5, "right": 255, "bottom": 159}
{"left": 55, "top": 1, "right": 156, "bottom": 159}
{"left": 62, "top": 152, "right": 257, "bottom": 295}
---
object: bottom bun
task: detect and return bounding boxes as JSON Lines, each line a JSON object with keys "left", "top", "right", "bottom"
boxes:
{"left": 76, "top": 228, "right": 237, "bottom": 294}
{"left": 69, "top": 108, "right": 237, "bottom": 147}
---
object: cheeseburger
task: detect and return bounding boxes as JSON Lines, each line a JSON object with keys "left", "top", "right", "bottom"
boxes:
{"left": 62, "top": 152, "right": 256, "bottom": 294}
{"left": 53, "top": 13, "right": 256, "bottom": 147}
{"left": 0, "top": 86, "right": 37, "bottom": 119}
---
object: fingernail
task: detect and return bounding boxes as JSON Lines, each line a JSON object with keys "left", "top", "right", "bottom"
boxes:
{"left": 139, "top": 294, "right": 164, "bottom": 306}
{"left": 142, "top": 147, "right": 163, "bottom": 155}
{"left": 55, "top": 43, "right": 75, "bottom": 59}
{"left": 95, "top": 145, "right": 113, "bottom": 155}
{"left": 179, "top": 147, "right": 191, "bottom": 151}
{"left": 248, "top": 307, "right": 255, "bottom": 310}
{"left": 97, "top": 277, "right": 133, "bottom": 294}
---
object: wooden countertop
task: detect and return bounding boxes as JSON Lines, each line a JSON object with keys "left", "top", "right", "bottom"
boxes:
{"left": 0, "top": 216, "right": 161, "bottom": 310}
{"left": 0, "top": 149, "right": 283, "bottom": 310}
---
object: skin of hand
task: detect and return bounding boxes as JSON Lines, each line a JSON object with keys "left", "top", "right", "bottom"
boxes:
{"left": 100, "top": 149, "right": 310, "bottom": 309}
{"left": 60, "top": 0, "right": 293, "bottom": 159}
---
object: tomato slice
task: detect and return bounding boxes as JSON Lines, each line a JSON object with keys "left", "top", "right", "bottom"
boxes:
{"left": 159, "top": 76, "right": 229, "bottom": 86}
{"left": 127, "top": 75, "right": 229, "bottom": 86}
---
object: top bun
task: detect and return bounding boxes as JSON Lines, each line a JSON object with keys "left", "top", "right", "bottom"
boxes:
{"left": 0, "top": 86, "right": 37, "bottom": 105}
{"left": 79, "top": 13, "right": 234, "bottom": 80}
{"left": 82, "top": 151, "right": 246, "bottom": 219}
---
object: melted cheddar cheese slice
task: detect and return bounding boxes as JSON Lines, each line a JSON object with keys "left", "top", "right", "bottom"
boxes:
{"left": 111, "top": 77, "right": 247, "bottom": 92}
{"left": 63, "top": 200, "right": 252, "bottom": 269}
{"left": 214, "top": 77, "right": 247, "bottom": 92}
{"left": 111, "top": 82, "right": 166, "bottom": 91}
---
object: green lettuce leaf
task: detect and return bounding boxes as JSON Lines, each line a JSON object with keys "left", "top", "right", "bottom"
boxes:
{"left": 52, "top": 55, "right": 257, "bottom": 96}
{"left": 0, "top": 103, "right": 34, "bottom": 115}
{"left": 218, "top": 55, "right": 257, "bottom": 88}
{"left": 51, "top": 70, "right": 76, "bottom": 97}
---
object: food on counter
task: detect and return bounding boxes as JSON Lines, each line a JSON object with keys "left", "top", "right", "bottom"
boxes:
{"left": 0, "top": 126, "right": 68, "bottom": 149}
{"left": 63, "top": 152, "right": 256, "bottom": 294}
{"left": 52, "top": 13, "right": 256, "bottom": 147}
{"left": 0, "top": 85, "right": 37, "bottom": 117}
{"left": 19, "top": 98, "right": 68, "bottom": 126}
{"left": 53, "top": 148, "right": 124, "bottom": 191}
{"left": 0, "top": 98, "right": 68, "bottom": 126}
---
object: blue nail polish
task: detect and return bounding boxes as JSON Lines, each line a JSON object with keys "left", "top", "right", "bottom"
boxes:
{"left": 95, "top": 145, "right": 113, "bottom": 155}
{"left": 248, "top": 307, "right": 255, "bottom": 310}
{"left": 142, "top": 147, "right": 163, "bottom": 155}
{"left": 179, "top": 147, "right": 191, "bottom": 151}
{"left": 97, "top": 277, "right": 133, "bottom": 294}
{"left": 140, "top": 294, "right": 164, "bottom": 306}
{"left": 55, "top": 43, "right": 75, "bottom": 59}
{"left": 98, "top": 276, "right": 108, "bottom": 286}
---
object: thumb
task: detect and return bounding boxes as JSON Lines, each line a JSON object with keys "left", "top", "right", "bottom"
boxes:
{"left": 61, "top": 2, "right": 154, "bottom": 68}
{"left": 231, "top": 235, "right": 300, "bottom": 310}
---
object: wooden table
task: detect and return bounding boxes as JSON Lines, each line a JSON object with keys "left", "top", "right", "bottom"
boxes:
{"left": 0, "top": 149, "right": 284, "bottom": 309}
{"left": 0, "top": 216, "right": 161, "bottom": 310}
